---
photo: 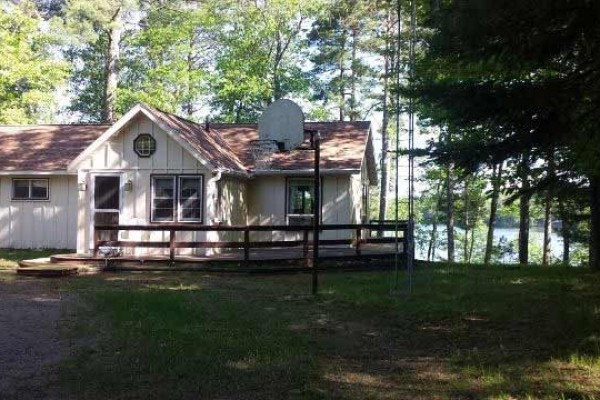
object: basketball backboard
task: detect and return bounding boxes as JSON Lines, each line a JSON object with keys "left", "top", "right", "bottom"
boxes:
{"left": 258, "top": 99, "right": 304, "bottom": 151}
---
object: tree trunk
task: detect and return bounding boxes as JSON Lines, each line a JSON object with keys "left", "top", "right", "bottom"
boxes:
{"left": 185, "top": 36, "right": 194, "bottom": 117}
{"left": 463, "top": 178, "right": 470, "bottom": 263}
{"left": 427, "top": 220, "right": 437, "bottom": 262}
{"left": 518, "top": 156, "right": 530, "bottom": 265}
{"left": 542, "top": 152, "right": 555, "bottom": 265}
{"left": 338, "top": 37, "right": 346, "bottom": 121}
{"left": 469, "top": 220, "right": 476, "bottom": 262}
{"left": 349, "top": 27, "right": 358, "bottom": 121}
{"left": 589, "top": 174, "right": 600, "bottom": 272}
{"left": 427, "top": 182, "right": 443, "bottom": 261}
{"left": 273, "top": 31, "right": 283, "bottom": 101}
{"left": 542, "top": 194, "right": 552, "bottom": 265}
{"left": 558, "top": 200, "right": 570, "bottom": 265}
{"left": 378, "top": 19, "right": 391, "bottom": 233}
{"left": 446, "top": 163, "right": 455, "bottom": 263}
{"left": 485, "top": 163, "right": 502, "bottom": 264}
{"left": 431, "top": 0, "right": 440, "bottom": 16}
{"left": 101, "top": 7, "right": 122, "bottom": 123}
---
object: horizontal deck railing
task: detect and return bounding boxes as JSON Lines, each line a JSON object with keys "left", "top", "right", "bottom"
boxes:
{"left": 93, "top": 222, "right": 408, "bottom": 262}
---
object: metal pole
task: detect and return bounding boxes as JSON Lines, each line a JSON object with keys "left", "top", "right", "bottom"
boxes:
{"left": 393, "top": 0, "right": 402, "bottom": 291}
{"left": 312, "top": 131, "right": 321, "bottom": 296}
{"left": 407, "top": 0, "right": 417, "bottom": 294}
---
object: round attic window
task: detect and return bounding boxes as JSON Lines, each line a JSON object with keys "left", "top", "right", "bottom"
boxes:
{"left": 133, "top": 134, "right": 156, "bottom": 157}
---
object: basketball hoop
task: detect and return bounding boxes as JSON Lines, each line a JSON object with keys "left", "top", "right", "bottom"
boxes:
{"left": 249, "top": 139, "right": 279, "bottom": 169}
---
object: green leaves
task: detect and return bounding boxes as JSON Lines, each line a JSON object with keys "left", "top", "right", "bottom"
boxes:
{"left": 0, "top": 1, "right": 68, "bottom": 123}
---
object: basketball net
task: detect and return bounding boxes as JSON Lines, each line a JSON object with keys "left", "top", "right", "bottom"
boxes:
{"left": 249, "top": 139, "right": 279, "bottom": 169}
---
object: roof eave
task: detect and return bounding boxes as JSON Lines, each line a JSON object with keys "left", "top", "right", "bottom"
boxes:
{"left": 250, "top": 168, "right": 360, "bottom": 177}
{"left": 0, "top": 170, "right": 75, "bottom": 176}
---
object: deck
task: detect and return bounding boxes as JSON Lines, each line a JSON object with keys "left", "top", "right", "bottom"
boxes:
{"left": 49, "top": 222, "right": 408, "bottom": 272}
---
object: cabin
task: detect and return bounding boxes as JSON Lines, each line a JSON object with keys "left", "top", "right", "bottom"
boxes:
{"left": 0, "top": 102, "right": 378, "bottom": 257}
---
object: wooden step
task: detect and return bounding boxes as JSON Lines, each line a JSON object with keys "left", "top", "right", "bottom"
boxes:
{"left": 17, "top": 258, "right": 82, "bottom": 277}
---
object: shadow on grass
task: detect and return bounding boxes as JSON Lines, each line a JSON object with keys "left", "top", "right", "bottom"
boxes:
{"left": 56, "top": 264, "right": 600, "bottom": 399}
{"left": 311, "top": 264, "right": 600, "bottom": 399}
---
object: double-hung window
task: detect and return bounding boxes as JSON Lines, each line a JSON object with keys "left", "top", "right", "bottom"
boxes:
{"left": 287, "top": 178, "right": 315, "bottom": 225}
{"left": 178, "top": 177, "right": 202, "bottom": 222}
{"left": 12, "top": 179, "right": 49, "bottom": 201}
{"left": 151, "top": 175, "right": 203, "bottom": 223}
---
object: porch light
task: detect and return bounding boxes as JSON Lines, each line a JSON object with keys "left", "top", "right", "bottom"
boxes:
{"left": 124, "top": 179, "right": 133, "bottom": 192}
{"left": 78, "top": 182, "right": 87, "bottom": 191}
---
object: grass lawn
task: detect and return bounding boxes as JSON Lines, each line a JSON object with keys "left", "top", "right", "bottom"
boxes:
{"left": 46, "top": 263, "right": 600, "bottom": 399}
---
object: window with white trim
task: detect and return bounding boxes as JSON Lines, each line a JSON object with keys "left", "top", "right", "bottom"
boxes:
{"left": 12, "top": 179, "right": 49, "bottom": 200}
{"left": 178, "top": 176, "right": 202, "bottom": 221}
{"left": 151, "top": 175, "right": 203, "bottom": 223}
{"left": 287, "top": 178, "right": 314, "bottom": 225}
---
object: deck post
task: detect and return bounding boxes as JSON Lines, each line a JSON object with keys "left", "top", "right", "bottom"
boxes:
{"left": 303, "top": 229, "right": 309, "bottom": 266}
{"left": 356, "top": 228, "right": 362, "bottom": 256}
{"left": 93, "top": 228, "right": 100, "bottom": 257}
{"left": 312, "top": 131, "right": 320, "bottom": 295}
{"left": 244, "top": 228, "right": 250, "bottom": 261}
{"left": 169, "top": 229, "right": 176, "bottom": 262}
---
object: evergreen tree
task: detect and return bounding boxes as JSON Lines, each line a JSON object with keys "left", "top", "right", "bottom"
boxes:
{"left": 413, "top": 0, "right": 600, "bottom": 269}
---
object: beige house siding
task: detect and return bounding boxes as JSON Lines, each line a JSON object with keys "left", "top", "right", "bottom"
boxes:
{"left": 246, "top": 174, "right": 358, "bottom": 241}
{"left": 247, "top": 176, "right": 286, "bottom": 241}
{"left": 322, "top": 175, "right": 354, "bottom": 240}
{"left": 75, "top": 115, "right": 214, "bottom": 254}
{"left": 215, "top": 177, "right": 247, "bottom": 243}
{"left": 0, "top": 175, "right": 78, "bottom": 249}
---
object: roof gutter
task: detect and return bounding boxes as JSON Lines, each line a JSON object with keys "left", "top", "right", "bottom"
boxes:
{"left": 250, "top": 168, "right": 360, "bottom": 177}
{"left": 0, "top": 170, "right": 75, "bottom": 176}
{"left": 219, "top": 169, "right": 251, "bottom": 179}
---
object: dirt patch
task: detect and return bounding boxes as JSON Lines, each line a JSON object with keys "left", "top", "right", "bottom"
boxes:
{"left": 0, "top": 274, "right": 71, "bottom": 399}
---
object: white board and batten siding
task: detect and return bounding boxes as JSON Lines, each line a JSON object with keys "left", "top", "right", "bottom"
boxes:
{"left": 76, "top": 115, "right": 216, "bottom": 255}
{"left": 247, "top": 174, "right": 358, "bottom": 241}
{"left": 0, "top": 175, "right": 78, "bottom": 249}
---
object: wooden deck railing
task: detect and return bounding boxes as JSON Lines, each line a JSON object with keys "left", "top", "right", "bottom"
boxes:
{"left": 93, "top": 222, "right": 408, "bottom": 262}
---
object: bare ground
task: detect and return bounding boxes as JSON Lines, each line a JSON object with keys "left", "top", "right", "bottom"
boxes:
{"left": 0, "top": 275, "right": 69, "bottom": 400}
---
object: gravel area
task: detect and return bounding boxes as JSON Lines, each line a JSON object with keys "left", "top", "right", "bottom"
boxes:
{"left": 0, "top": 276, "right": 68, "bottom": 399}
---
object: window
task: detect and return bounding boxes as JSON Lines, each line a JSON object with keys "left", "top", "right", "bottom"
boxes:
{"left": 12, "top": 179, "right": 49, "bottom": 200}
{"left": 179, "top": 177, "right": 202, "bottom": 221}
{"left": 151, "top": 177, "right": 176, "bottom": 222}
{"left": 133, "top": 134, "right": 156, "bottom": 157}
{"left": 151, "top": 175, "right": 203, "bottom": 223}
{"left": 94, "top": 176, "right": 120, "bottom": 210}
{"left": 287, "top": 179, "right": 315, "bottom": 225}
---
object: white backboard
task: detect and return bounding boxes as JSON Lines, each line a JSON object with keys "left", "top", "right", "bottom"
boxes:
{"left": 258, "top": 99, "right": 304, "bottom": 151}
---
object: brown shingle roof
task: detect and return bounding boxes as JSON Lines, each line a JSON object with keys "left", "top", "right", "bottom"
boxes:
{"left": 0, "top": 124, "right": 109, "bottom": 171}
{"left": 145, "top": 106, "right": 372, "bottom": 174}
{"left": 0, "top": 106, "right": 372, "bottom": 177}
{"left": 212, "top": 121, "right": 372, "bottom": 171}
{"left": 145, "top": 106, "right": 247, "bottom": 172}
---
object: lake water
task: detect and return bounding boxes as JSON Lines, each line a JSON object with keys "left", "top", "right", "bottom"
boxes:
{"left": 415, "top": 225, "right": 567, "bottom": 263}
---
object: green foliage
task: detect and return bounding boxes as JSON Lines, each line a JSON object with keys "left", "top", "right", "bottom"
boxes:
{"left": 0, "top": 1, "right": 68, "bottom": 123}
{"left": 65, "top": 34, "right": 107, "bottom": 121}
{"left": 411, "top": 0, "right": 600, "bottom": 265}
{"left": 307, "top": 0, "right": 379, "bottom": 121}
{"left": 209, "top": 0, "right": 320, "bottom": 122}
{"left": 118, "top": 3, "right": 213, "bottom": 118}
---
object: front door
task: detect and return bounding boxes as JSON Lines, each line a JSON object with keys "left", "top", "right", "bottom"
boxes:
{"left": 92, "top": 175, "right": 121, "bottom": 244}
